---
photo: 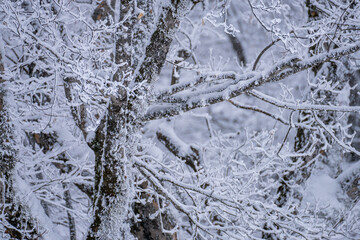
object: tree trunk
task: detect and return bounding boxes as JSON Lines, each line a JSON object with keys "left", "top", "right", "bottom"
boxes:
{"left": 347, "top": 70, "right": 360, "bottom": 162}
{"left": 86, "top": 1, "right": 195, "bottom": 238}
{"left": 87, "top": 95, "right": 130, "bottom": 239}
{"left": 0, "top": 50, "right": 39, "bottom": 240}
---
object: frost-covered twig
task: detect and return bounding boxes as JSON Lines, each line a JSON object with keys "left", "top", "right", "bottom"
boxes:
{"left": 249, "top": 90, "right": 360, "bottom": 112}
{"left": 228, "top": 99, "right": 288, "bottom": 125}
{"left": 314, "top": 111, "right": 360, "bottom": 156}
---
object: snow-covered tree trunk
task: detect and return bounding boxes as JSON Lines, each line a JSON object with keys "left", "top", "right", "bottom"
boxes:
{"left": 347, "top": 70, "right": 360, "bottom": 162}
{"left": 0, "top": 49, "right": 40, "bottom": 239}
{"left": 87, "top": 96, "right": 131, "bottom": 239}
{"left": 86, "top": 1, "right": 194, "bottom": 238}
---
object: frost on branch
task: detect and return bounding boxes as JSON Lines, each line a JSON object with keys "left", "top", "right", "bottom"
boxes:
{"left": 0, "top": 0, "right": 360, "bottom": 239}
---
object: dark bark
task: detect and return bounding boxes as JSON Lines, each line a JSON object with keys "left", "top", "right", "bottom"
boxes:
{"left": 347, "top": 70, "right": 360, "bottom": 162}
{"left": 92, "top": 0, "right": 115, "bottom": 23}
{"left": 83, "top": 0, "right": 200, "bottom": 237}
{"left": 86, "top": 2, "right": 134, "bottom": 238}
{"left": 340, "top": 70, "right": 360, "bottom": 201}
{"left": 57, "top": 154, "right": 77, "bottom": 240}
{"left": 0, "top": 54, "right": 39, "bottom": 239}
{"left": 156, "top": 128, "right": 201, "bottom": 172}
{"left": 64, "top": 185, "right": 77, "bottom": 240}
{"left": 74, "top": 182, "right": 94, "bottom": 200}
{"left": 113, "top": 0, "right": 137, "bottom": 83}
{"left": 135, "top": 0, "right": 193, "bottom": 84}
{"left": 171, "top": 49, "right": 192, "bottom": 85}
{"left": 64, "top": 77, "right": 87, "bottom": 139}
{"left": 86, "top": 1, "right": 195, "bottom": 238}
{"left": 131, "top": 182, "right": 177, "bottom": 240}
{"left": 228, "top": 35, "right": 246, "bottom": 66}
{"left": 226, "top": 2, "right": 246, "bottom": 66}
{"left": 87, "top": 91, "right": 129, "bottom": 239}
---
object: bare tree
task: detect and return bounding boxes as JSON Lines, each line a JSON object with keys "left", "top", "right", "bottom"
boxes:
{"left": 1, "top": 0, "right": 360, "bottom": 239}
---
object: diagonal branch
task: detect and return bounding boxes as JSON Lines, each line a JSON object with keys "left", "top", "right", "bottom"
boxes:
{"left": 156, "top": 126, "right": 201, "bottom": 172}
{"left": 143, "top": 41, "right": 360, "bottom": 121}
{"left": 135, "top": 0, "right": 195, "bottom": 84}
{"left": 228, "top": 99, "right": 288, "bottom": 125}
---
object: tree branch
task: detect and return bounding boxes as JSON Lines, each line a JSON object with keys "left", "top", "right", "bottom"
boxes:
{"left": 228, "top": 99, "right": 288, "bottom": 125}
{"left": 248, "top": 89, "right": 360, "bottom": 112}
{"left": 156, "top": 126, "right": 201, "bottom": 172}
{"left": 135, "top": 0, "right": 194, "bottom": 84}
{"left": 144, "top": 41, "right": 360, "bottom": 121}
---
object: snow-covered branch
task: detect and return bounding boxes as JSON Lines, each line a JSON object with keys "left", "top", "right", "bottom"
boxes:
{"left": 145, "top": 41, "right": 360, "bottom": 120}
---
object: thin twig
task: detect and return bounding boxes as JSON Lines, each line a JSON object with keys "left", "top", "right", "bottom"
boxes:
{"left": 277, "top": 111, "right": 294, "bottom": 155}
{"left": 252, "top": 39, "right": 280, "bottom": 71}
{"left": 228, "top": 99, "right": 288, "bottom": 125}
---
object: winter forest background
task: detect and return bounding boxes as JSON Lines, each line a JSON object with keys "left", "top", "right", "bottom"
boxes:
{"left": 0, "top": 0, "right": 360, "bottom": 239}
